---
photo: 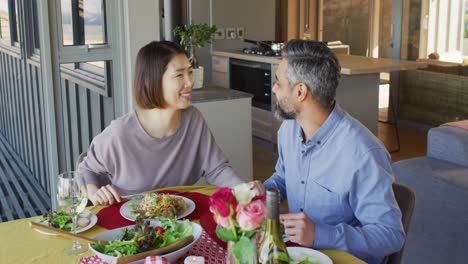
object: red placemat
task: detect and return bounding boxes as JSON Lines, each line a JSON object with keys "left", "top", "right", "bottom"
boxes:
{"left": 96, "top": 190, "right": 226, "bottom": 249}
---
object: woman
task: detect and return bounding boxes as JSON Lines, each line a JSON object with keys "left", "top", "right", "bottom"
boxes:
{"left": 77, "top": 41, "right": 245, "bottom": 205}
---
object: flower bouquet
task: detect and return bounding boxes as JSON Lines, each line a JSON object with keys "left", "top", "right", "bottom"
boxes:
{"left": 209, "top": 184, "right": 267, "bottom": 264}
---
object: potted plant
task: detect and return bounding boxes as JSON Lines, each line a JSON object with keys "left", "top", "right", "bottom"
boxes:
{"left": 173, "top": 23, "right": 217, "bottom": 89}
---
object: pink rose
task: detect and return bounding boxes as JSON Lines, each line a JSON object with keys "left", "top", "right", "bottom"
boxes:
{"left": 236, "top": 200, "right": 267, "bottom": 231}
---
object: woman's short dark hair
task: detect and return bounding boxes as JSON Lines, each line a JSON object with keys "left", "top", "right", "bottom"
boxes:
{"left": 133, "top": 41, "right": 187, "bottom": 109}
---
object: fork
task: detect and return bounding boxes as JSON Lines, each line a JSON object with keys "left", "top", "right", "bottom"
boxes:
{"left": 121, "top": 191, "right": 189, "bottom": 200}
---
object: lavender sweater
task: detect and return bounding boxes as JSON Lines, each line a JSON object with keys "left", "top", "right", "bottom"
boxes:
{"left": 77, "top": 106, "right": 243, "bottom": 195}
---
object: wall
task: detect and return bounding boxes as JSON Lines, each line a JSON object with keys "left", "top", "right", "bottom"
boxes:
{"left": 123, "top": 0, "right": 160, "bottom": 110}
{"left": 189, "top": 0, "right": 212, "bottom": 84}
{"left": 211, "top": 0, "right": 276, "bottom": 51}
{"left": 189, "top": 0, "right": 276, "bottom": 85}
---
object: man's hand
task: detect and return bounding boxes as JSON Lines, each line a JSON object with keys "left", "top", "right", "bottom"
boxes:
{"left": 87, "top": 184, "right": 122, "bottom": 205}
{"left": 280, "top": 213, "right": 315, "bottom": 247}
{"left": 247, "top": 180, "right": 265, "bottom": 197}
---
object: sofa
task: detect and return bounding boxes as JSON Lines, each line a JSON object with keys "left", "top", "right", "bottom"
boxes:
{"left": 392, "top": 125, "right": 468, "bottom": 264}
{"left": 399, "top": 61, "right": 468, "bottom": 126}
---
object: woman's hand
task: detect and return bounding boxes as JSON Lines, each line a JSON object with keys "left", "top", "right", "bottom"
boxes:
{"left": 247, "top": 180, "right": 265, "bottom": 197}
{"left": 87, "top": 184, "right": 122, "bottom": 205}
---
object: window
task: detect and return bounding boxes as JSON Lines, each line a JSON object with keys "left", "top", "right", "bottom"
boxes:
{"left": 32, "top": 0, "right": 40, "bottom": 51}
{"left": 0, "top": 0, "right": 10, "bottom": 43}
{"left": 0, "top": 0, "right": 20, "bottom": 48}
{"left": 61, "top": 60, "right": 110, "bottom": 96}
{"left": 425, "top": 1, "right": 468, "bottom": 62}
{"left": 60, "top": 0, "right": 107, "bottom": 74}
{"left": 61, "top": 0, "right": 107, "bottom": 46}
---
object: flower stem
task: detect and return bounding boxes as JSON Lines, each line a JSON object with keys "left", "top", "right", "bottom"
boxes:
{"left": 229, "top": 217, "right": 238, "bottom": 240}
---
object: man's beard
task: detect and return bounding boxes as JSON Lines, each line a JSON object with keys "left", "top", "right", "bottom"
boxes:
{"left": 274, "top": 98, "right": 297, "bottom": 121}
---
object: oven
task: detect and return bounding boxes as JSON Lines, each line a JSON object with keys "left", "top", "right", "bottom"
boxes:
{"left": 230, "top": 58, "right": 272, "bottom": 111}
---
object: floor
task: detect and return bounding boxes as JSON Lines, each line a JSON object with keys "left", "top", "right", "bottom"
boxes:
{"left": 252, "top": 84, "right": 428, "bottom": 183}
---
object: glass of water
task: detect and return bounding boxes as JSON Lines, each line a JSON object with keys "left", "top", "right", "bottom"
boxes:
{"left": 57, "top": 171, "right": 88, "bottom": 255}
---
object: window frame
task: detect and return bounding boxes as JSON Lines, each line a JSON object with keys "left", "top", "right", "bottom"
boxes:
{"left": 55, "top": 0, "right": 111, "bottom": 96}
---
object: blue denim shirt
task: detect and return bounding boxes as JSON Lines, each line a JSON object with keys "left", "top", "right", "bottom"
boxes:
{"left": 264, "top": 103, "right": 405, "bottom": 264}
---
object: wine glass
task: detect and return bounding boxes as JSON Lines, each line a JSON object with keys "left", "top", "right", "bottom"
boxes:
{"left": 57, "top": 171, "right": 89, "bottom": 255}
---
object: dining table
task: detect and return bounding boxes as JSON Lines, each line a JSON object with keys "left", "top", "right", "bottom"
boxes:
{"left": 0, "top": 185, "right": 365, "bottom": 264}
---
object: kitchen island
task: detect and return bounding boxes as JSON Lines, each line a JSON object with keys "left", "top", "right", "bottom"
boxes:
{"left": 192, "top": 86, "right": 253, "bottom": 183}
{"left": 212, "top": 50, "right": 425, "bottom": 137}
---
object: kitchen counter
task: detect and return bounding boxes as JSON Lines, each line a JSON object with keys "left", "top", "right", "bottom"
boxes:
{"left": 211, "top": 50, "right": 426, "bottom": 75}
{"left": 192, "top": 85, "right": 252, "bottom": 103}
{"left": 191, "top": 86, "right": 253, "bottom": 182}
{"left": 211, "top": 51, "right": 427, "bottom": 136}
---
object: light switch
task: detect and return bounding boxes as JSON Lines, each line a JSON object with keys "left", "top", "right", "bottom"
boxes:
{"left": 226, "top": 27, "right": 236, "bottom": 39}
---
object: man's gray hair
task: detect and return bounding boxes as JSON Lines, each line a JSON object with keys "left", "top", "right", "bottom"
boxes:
{"left": 282, "top": 39, "right": 341, "bottom": 108}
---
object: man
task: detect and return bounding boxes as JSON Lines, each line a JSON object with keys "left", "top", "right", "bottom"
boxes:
{"left": 259, "top": 40, "right": 405, "bottom": 264}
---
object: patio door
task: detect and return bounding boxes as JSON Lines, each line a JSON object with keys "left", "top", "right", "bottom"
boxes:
{"left": 47, "top": 1, "right": 125, "bottom": 179}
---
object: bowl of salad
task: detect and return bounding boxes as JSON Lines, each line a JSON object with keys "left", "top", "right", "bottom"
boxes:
{"left": 89, "top": 217, "right": 202, "bottom": 263}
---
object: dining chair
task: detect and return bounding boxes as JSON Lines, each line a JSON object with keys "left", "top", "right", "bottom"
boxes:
{"left": 386, "top": 182, "right": 416, "bottom": 264}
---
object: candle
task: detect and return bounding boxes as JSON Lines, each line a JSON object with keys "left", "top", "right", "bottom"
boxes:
{"left": 184, "top": 256, "right": 205, "bottom": 264}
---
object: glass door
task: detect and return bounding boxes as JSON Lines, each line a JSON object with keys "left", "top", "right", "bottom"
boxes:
{"left": 322, "top": 0, "right": 370, "bottom": 56}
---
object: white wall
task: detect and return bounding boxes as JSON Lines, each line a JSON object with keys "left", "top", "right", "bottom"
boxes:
{"left": 190, "top": 0, "right": 276, "bottom": 85}
{"left": 123, "top": 0, "right": 160, "bottom": 111}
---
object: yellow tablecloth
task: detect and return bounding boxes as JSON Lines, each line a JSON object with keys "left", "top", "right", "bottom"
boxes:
{"left": 0, "top": 185, "right": 365, "bottom": 264}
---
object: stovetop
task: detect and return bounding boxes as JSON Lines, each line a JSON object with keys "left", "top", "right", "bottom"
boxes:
{"left": 241, "top": 47, "right": 281, "bottom": 57}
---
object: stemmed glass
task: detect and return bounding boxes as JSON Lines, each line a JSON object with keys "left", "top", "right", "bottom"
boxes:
{"left": 57, "top": 171, "right": 89, "bottom": 255}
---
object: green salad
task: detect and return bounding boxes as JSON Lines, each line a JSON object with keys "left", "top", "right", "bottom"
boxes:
{"left": 290, "top": 254, "right": 321, "bottom": 264}
{"left": 92, "top": 217, "right": 193, "bottom": 257}
{"left": 39, "top": 210, "right": 73, "bottom": 231}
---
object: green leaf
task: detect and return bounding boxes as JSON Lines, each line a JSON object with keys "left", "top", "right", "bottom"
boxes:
{"left": 233, "top": 237, "right": 255, "bottom": 264}
{"left": 216, "top": 226, "right": 237, "bottom": 242}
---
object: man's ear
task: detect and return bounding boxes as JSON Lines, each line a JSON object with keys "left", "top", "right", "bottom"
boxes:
{"left": 296, "top": 83, "right": 309, "bottom": 102}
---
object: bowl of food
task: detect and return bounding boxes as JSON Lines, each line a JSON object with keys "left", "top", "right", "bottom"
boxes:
{"left": 89, "top": 217, "right": 202, "bottom": 263}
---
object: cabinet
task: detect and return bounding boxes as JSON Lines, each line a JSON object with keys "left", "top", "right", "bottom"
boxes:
{"left": 211, "top": 55, "right": 280, "bottom": 144}
{"left": 211, "top": 55, "right": 229, "bottom": 88}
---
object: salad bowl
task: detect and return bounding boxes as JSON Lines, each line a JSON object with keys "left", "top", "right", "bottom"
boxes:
{"left": 89, "top": 220, "right": 202, "bottom": 263}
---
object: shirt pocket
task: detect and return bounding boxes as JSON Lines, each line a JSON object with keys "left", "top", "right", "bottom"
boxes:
{"left": 307, "top": 180, "right": 345, "bottom": 225}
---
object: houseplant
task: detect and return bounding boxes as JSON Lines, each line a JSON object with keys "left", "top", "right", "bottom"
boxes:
{"left": 173, "top": 23, "right": 217, "bottom": 89}
{"left": 209, "top": 183, "right": 267, "bottom": 264}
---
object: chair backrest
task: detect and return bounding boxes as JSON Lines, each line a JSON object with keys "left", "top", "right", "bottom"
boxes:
{"left": 387, "top": 182, "right": 416, "bottom": 264}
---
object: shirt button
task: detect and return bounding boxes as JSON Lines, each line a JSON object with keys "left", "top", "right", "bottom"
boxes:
{"left": 300, "top": 208, "right": 303, "bottom": 212}
{"left": 301, "top": 181, "right": 305, "bottom": 184}
{"left": 317, "top": 140, "right": 321, "bottom": 145}
{"left": 301, "top": 150, "right": 305, "bottom": 154}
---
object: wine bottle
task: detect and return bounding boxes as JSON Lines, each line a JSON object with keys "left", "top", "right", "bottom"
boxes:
{"left": 257, "top": 189, "right": 290, "bottom": 264}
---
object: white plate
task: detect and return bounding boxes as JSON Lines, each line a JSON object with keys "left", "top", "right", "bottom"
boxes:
{"left": 89, "top": 221, "right": 202, "bottom": 263}
{"left": 119, "top": 195, "right": 195, "bottom": 221}
{"left": 34, "top": 213, "right": 98, "bottom": 236}
{"left": 287, "top": 247, "right": 333, "bottom": 264}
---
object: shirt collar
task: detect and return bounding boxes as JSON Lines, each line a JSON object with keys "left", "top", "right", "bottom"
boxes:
{"left": 298, "top": 102, "right": 345, "bottom": 147}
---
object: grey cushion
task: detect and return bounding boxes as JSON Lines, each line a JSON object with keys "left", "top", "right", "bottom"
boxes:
{"left": 427, "top": 126, "right": 468, "bottom": 167}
